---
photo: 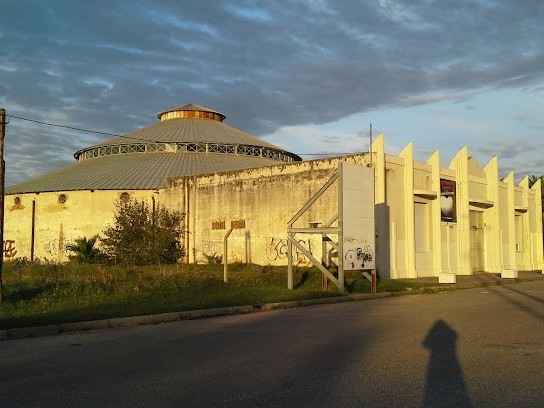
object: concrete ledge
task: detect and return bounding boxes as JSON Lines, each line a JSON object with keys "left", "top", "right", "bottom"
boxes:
{"left": 181, "top": 305, "right": 254, "bottom": 320}
{"left": 108, "top": 316, "right": 147, "bottom": 328}
{"left": 299, "top": 296, "right": 348, "bottom": 306}
{"left": 342, "top": 292, "right": 394, "bottom": 301}
{"left": 266, "top": 300, "right": 299, "bottom": 309}
{"left": 260, "top": 301, "right": 298, "bottom": 311}
{"left": 439, "top": 273, "right": 456, "bottom": 284}
{"left": 501, "top": 269, "right": 518, "bottom": 279}
{"left": 142, "top": 312, "right": 182, "bottom": 325}
{"left": 8, "top": 325, "right": 59, "bottom": 340}
{"left": 59, "top": 319, "right": 109, "bottom": 333}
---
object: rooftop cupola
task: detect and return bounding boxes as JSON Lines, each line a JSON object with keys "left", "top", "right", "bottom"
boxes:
{"left": 157, "top": 103, "right": 226, "bottom": 122}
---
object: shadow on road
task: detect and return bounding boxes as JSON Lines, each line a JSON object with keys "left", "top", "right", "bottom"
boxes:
{"left": 486, "top": 284, "right": 544, "bottom": 323}
{"left": 422, "top": 319, "right": 472, "bottom": 408}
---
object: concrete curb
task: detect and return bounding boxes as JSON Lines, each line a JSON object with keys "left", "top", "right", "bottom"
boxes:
{"left": 2, "top": 276, "right": 543, "bottom": 341}
{"left": 59, "top": 319, "right": 109, "bottom": 333}
{"left": 7, "top": 325, "right": 59, "bottom": 340}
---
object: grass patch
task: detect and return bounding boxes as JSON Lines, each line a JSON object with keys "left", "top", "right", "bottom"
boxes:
{"left": 0, "top": 263, "right": 438, "bottom": 330}
{"left": 344, "top": 271, "right": 437, "bottom": 293}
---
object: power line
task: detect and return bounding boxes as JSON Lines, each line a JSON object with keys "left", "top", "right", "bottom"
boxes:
{"left": 7, "top": 114, "right": 121, "bottom": 137}
{"left": 7, "top": 114, "right": 166, "bottom": 144}
{"left": 7, "top": 114, "right": 370, "bottom": 157}
{"left": 7, "top": 114, "right": 184, "bottom": 144}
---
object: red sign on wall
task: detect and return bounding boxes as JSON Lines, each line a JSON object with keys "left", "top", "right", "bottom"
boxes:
{"left": 440, "top": 179, "right": 456, "bottom": 223}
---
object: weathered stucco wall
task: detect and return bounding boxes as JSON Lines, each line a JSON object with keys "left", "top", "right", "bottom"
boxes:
{"left": 4, "top": 190, "right": 162, "bottom": 262}
{"left": 166, "top": 156, "right": 370, "bottom": 266}
{"left": 4, "top": 133, "right": 543, "bottom": 280}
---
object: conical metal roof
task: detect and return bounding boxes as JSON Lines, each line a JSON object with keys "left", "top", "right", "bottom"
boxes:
{"left": 7, "top": 104, "right": 301, "bottom": 194}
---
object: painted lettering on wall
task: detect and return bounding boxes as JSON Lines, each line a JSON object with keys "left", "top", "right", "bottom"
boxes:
{"left": 266, "top": 237, "right": 312, "bottom": 266}
{"left": 44, "top": 239, "right": 73, "bottom": 256}
{"left": 344, "top": 238, "right": 374, "bottom": 269}
{"left": 3, "top": 240, "right": 17, "bottom": 258}
{"left": 195, "top": 241, "right": 222, "bottom": 256}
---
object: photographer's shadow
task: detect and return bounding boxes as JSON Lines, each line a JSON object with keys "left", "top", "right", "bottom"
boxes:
{"left": 422, "top": 320, "right": 472, "bottom": 408}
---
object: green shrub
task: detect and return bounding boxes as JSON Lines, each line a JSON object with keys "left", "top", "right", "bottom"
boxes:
{"left": 203, "top": 252, "right": 223, "bottom": 264}
{"left": 101, "top": 198, "right": 185, "bottom": 265}
{"left": 66, "top": 235, "right": 102, "bottom": 264}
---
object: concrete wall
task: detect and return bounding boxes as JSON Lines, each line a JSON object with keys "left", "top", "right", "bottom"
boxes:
{"left": 4, "top": 133, "right": 543, "bottom": 280}
{"left": 164, "top": 133, "right": 543, "bottom": 278}
{"left": 165, "top": 156, "right": 370, "bottom": 266}
{"left": 370, "top": 136, "right": 543, "bottom": 278}
{"left": 4, "top": 190, "right": 160, "bottom": 262}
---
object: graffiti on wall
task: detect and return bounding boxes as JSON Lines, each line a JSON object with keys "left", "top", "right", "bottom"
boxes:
{"left": 44, "top": 239, "right": 73, "bottom": 256}
{"left": 343, "top": 237, "right": 374, "bottom": 269}
{"left": 196, "top": 241, "right": 222, "bottom": 254}
{"left": 193, "top": 241, "right": 223, "bottom": 263}
{"left": 265, "top": 237, "right": 313, "bottom": 266}
{"left": 3, "top": 240, "right": 17, "bottom": 258}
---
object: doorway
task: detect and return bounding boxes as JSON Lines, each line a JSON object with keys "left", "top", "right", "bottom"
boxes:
{"left": 469, "top": 210, "right": 485, "bottom": 272}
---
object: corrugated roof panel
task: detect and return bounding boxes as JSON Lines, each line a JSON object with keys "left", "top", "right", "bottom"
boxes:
{"left": 7, "top": 152, "right": 281, "bottom": 194}
{"left": 83, "top": 118, "right": 283, "bottom": 151}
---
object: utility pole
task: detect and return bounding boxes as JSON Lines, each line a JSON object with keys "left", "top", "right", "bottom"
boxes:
{"left": 0, "top": 108, "right": 5, "bottom": 302}
{"left": 369, "top": 123, "right": 373, "bottom": 164}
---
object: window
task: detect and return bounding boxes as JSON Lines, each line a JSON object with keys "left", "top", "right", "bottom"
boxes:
{"left": 414, "top": 202, "right": 430, "bottom": 252}
{"left": 120, "top": 192, "right": 131, "bottom": 203}
{"left": 515, "top": 215, "right": 523, "bottom": 252}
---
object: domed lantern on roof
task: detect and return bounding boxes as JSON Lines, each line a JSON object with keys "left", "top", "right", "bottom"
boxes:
{"left": 157, "top": 103, "right": 227, "bottom": 122}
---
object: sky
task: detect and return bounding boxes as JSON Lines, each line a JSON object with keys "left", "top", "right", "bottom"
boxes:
{"left": 1, "top": 0, "right": 543, "bottom": 187}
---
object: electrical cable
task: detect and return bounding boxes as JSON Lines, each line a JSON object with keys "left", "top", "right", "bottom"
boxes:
{"left": 7, "top": 114, "right": 368, "bottom": 157}
{"left": 7, "top": 114, "right": 120, "bottom": 137}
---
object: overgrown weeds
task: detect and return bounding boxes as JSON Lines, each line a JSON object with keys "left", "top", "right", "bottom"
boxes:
{"left": 0, "top": 262, "right": 331, "bottom": 329}
{"left": 0, "top": 262, "right": 436, "bottom": 330}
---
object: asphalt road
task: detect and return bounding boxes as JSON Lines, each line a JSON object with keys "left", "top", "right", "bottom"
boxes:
{"left": 1, "top": 281, "right": 543, "bottom": 408}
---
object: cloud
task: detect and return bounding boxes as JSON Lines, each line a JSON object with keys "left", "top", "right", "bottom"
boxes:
{"left": 1, "top": 0, "right": 544, "bottom": 185}
{"left": 265, "top": 124, "right": 402, "bottom": 162}
{"left": 471, "top": 139, "right": 544, "bottom": 178}
{"left": 395, "top": 92, "right": 475, "bottom": 108}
